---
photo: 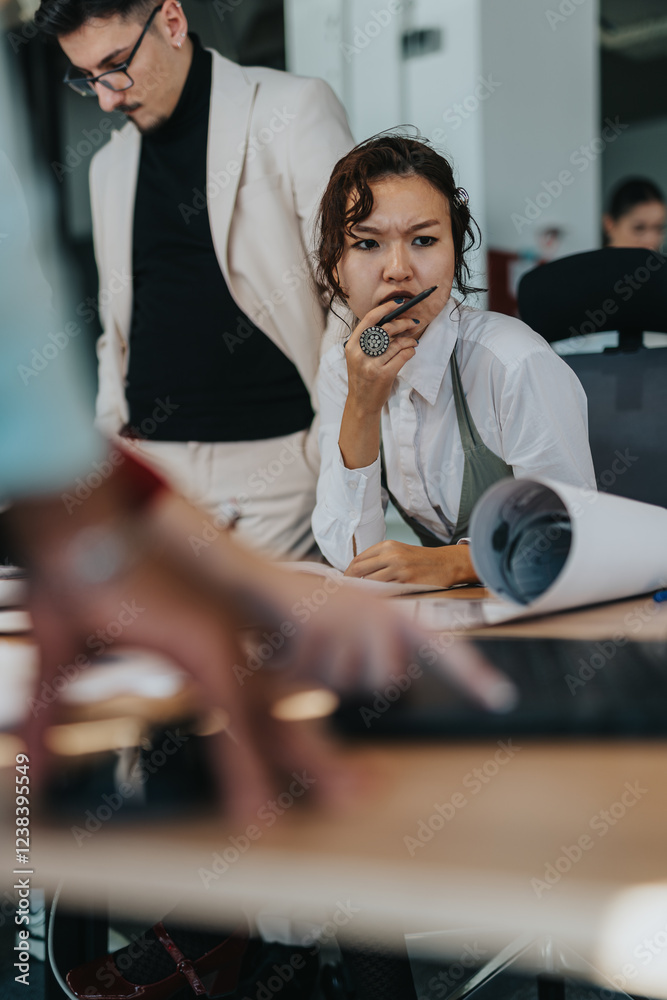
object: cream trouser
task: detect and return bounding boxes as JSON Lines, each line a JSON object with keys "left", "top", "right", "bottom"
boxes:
{"left": 125, "top": 428, "right": 317, "bottom": 560}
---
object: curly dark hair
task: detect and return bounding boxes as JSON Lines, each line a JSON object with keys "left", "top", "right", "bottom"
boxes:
{"left": 315, "top": 132, "right": 483, "bottom": 307}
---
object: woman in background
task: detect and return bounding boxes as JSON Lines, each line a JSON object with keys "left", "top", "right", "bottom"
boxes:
{"left": 556, "top": 177, "right": 667, "bottom": 357}
{"left": 603, "top": 177, "right": 666, "bottom": 251}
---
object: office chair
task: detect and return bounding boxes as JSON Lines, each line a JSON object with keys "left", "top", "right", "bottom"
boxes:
{"left": 322, "top": 940, "right": 419, "bottom": 1000}
{"left": 517, "top": 247, "right": 667, "bottom": 508}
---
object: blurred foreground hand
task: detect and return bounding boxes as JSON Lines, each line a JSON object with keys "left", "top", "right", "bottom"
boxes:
{"left": 9, "top": 460, "right": 516, "bottom": 821}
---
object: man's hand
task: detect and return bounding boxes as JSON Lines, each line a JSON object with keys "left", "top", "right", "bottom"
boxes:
{"left": 345, "top": 540, "right": 479, "bottom": 589}
{"left": 10, "top": 470, "right": 512, "bottom": 824}
{"left": 24, "top": 534, "right": 277, "bottom": 821}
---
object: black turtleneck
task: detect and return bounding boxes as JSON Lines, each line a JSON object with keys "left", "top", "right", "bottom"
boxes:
{"left": 125, "top": 38, "right": 313, "bottom": 442}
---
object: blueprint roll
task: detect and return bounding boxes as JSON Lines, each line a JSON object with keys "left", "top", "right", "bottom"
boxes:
{"left": 469, "top": 477, "right": 667, "bottom": 616}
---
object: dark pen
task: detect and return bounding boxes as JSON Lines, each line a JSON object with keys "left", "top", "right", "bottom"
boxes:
{"left": 378, "top": 284, "right": 438, "bottom": 325}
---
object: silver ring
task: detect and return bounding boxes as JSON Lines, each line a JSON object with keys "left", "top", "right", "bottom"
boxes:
{"left": 359, "top": 326, "right": 390, "bottom": 357}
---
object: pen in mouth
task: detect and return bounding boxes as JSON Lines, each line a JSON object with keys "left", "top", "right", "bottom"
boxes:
{"left": 379, "top": 285, "right": 438, "bottom": 325}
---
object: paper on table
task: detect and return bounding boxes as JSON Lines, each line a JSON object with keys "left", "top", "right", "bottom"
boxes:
{"left": 0, "top": 609, "right": 32, "bottom": 633}
{"left": 0, "top": 579, "right": 27, "bottom": 608}
{"left": 281, "top": 561, "right": 442, "bottom": 597}
{"left": 0, "top": 565, "right": 27, "bottom": 608}
{"left": 0, "top": 641, "right": 38, "bottom": 729}
{"left": 394, "top": 597, "right": 494, "bottom": 629}
{"left": 62, "top": 651, "right": 187, "bottom": 703}
{"left": 399, "top": 477, "right": 667, "bottom": 630}
{"left": 0, "top": 565, "right": 26, "bottom": 579}
{"left": 469, "top": 477, "right": 667, "bottom": 624}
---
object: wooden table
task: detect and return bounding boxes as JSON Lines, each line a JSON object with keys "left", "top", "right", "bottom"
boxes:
{"left": 2, "top": 591, "right": 667, "bottom": 997}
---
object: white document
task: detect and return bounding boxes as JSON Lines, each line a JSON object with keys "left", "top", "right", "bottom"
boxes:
{"left": 62, "top": 651, "right": 187, "bottom": 703}
{"left": 0, "top": 565, "right": 27, "bottom": 608}
{"left": 0, "top": 641, "right": 38, "bottom": 728}
{"left": 281, "top": 560, "right": 442, "bottom": 597}
{"left": 399, "top": 478, "right": 667, "bottom": 630}
{"left": 0, "top": 609, "right": 32, "bottom": 633}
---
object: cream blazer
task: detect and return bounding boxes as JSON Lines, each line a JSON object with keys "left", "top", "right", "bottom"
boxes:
{"left": 90, "top": 49, "right": 353, "bottom": 466}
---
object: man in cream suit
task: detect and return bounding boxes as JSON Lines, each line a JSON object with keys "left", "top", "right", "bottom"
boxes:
{"left": 38, "top": 0, "right": 353, "bottom": 558}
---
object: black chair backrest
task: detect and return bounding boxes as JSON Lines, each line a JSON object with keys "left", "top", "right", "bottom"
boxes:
{"left": 518, "top": 247, "right": 667, "bottom": 350}
{"left": 517, "top": 248, "right": 667, "bottom": 508}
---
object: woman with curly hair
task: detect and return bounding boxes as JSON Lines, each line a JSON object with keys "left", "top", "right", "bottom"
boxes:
{"left": 312, "top": 134, "right": 595, "bottom": 587}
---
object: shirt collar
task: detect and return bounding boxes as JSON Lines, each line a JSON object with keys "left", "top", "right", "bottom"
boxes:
{"left": 397, "top": 298, "right": 461, "bottom": 405}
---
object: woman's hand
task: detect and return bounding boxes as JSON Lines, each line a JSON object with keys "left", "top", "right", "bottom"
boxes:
{"left": 339, "top": 300, "right": 420, "bottom": 471}
{"left": 345, "top": 540, "right": 479, "bottom": 589}
{"left": 344, "top": 300, "right": 421, "bottom": 413}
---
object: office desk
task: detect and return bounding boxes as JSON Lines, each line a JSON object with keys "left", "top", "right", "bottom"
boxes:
{"left": 3, "top": 591, "right": 667, "bottom": 997}
{"left": 409, "top": 587, "right": 667, "bottom": 641}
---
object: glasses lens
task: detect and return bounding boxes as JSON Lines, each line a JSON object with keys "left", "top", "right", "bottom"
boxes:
{"left": 99, "top": 69, "right": 133, "bottom": 92}
{"left": 67, "top": 78, "right": 97, "bottom": 97}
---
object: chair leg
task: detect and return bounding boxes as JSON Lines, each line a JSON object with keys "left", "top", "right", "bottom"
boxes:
{"left": 45, "top": 901, "right": 108, "bottom": 999}
{"left": 340, "top": 940, "right": 418, "bottom": 1000}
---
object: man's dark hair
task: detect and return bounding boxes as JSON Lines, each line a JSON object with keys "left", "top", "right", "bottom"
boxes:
{"left": 36, "top": 0, "right": 155, "bottom": 37}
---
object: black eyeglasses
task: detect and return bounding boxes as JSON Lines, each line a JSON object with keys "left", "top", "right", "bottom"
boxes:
{"left": 63, "top": 3, "right": 165, "bottom": 96}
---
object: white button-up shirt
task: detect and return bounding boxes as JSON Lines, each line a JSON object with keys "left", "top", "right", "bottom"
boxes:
{"left": 312, "top": 301, "right": 596, "bottom": 570}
